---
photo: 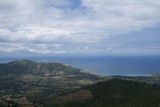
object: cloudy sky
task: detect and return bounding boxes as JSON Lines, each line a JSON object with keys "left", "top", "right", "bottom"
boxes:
{"left": 0, "top": 0, "right": 160, "bottom": 56}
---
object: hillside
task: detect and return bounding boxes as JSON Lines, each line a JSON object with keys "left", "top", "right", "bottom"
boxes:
{"left": 0, "top": 60, "right": 97, "bottom": 78}
{"left": 0, "top": 60, "right": 100, "bottom": 107}
{"left": 44, "top": 79, "right": 160, "bottom": 107}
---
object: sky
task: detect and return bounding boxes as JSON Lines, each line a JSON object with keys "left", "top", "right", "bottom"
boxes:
{"left": 0, "top": 0, "right": 160, "bottom": 57}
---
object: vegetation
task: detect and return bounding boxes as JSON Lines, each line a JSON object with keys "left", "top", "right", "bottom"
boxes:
{"left": 47, "top": 79, "right": 160, "bottom": 107}
{"left": 1, "top": 60, "right": 160, "bottom": 107}
{"left": 0, "top": 60, "right": 100, "bottom": 107}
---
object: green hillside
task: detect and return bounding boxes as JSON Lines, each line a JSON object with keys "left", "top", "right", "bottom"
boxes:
{"left": 44, "top": 79, "right": 160, "bottom": 107}
{"left": 0, "top": 60, "right": 100, "bottom": 107}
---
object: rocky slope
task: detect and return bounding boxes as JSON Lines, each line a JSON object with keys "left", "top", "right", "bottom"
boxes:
{"left": 0, "top": 60, "right": 99, "bottom": 79}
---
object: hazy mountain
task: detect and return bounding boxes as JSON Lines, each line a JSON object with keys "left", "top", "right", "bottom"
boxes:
{"left": 0, "top": 60, "right": 99, "bottom": 79}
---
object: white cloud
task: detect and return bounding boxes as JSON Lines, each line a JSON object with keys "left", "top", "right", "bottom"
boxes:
{"left": 0, "top": 0, "right": 160, "bottom": 54}
{"left": 0, "top": 25, "right": 105, "bottom": 43}
{"left": 81, "top": 0, "right": 160, "bottom": 31}
{"left": 0, "top": 42, "right": 66, "bottom": 54}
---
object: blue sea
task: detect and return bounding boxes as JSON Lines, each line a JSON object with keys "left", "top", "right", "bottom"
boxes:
{"left": 1, "top": 56, "right": 160, "bottom": 76}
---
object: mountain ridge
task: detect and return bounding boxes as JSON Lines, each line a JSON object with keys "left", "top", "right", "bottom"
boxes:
{"left": 0, "top": 60, "right": 100, "bottom": 80}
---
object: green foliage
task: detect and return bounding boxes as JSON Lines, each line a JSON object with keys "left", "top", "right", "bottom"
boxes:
{"left": 50, "top": 79, "right": 160, "bottom": 107}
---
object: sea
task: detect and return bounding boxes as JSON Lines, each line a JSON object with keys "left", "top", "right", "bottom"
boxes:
{"left": 0, "top": 55, "right": 160, "bottom": 76}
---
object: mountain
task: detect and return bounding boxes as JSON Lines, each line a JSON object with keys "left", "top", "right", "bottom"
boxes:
{"left": 0, "top": 60, "right": 101, "bottom": 107}
{"left": 0, "top": 60, "right": 98, "bottom": 78}
{"left": 44, "top": 79, "right": 160, "bottom": 107}
{"left": 1, "top": 60, "right": 160, "bottom": 107}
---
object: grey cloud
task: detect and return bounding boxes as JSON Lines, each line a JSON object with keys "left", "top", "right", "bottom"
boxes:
{"left": 0, "top": 0, "right": 160, "bottom": 55}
